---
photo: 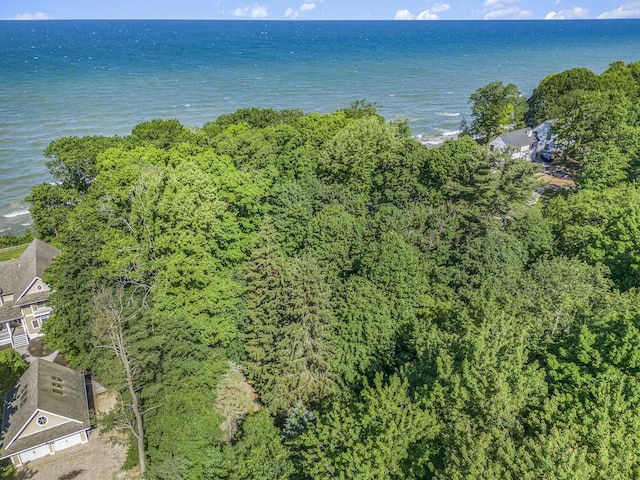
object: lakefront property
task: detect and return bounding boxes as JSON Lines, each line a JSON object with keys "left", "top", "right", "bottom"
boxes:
{"left": 0, "top": 240, "right": 94, "bottom": 468}
{"left": 0, "top": 239, "right": 59, "bottom": 349}
{"left": 488, "top": 121, "right": 555, "bottom": 161}
{"left": 3, "top": 53, "right": 640, "bottom": 477}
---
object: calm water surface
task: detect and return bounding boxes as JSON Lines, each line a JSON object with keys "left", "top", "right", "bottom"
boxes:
{"left": 1, "top": 20, "right": 639, "bottom": 234}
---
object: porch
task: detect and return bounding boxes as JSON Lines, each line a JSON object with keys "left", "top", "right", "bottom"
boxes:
{"left": 0, "top": 320, "right": 29, "bottom": 348}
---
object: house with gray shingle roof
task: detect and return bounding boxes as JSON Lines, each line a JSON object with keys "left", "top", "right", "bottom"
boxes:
{"left": 0, "top": 239, "right": 60, "bottom": 348}
{"left": 488, "top": 121, "right": 555, "bottom": 161}
{"left": 489, "top": 127, "right": 537, "bottom": 160}
{"left": 0, "top": 359, "right": 91, "bottom": 466}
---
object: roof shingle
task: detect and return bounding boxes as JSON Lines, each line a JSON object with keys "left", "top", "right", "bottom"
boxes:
{"left": 0, "top": 360, "right": 90, "bottom": 458}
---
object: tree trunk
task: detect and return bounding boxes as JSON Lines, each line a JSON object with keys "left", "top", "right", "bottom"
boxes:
{"left": 92, "top": 287, "right": 147, "bottom": 475}
{"left": 117, "top": 330, "right": 146, "bottom": 475}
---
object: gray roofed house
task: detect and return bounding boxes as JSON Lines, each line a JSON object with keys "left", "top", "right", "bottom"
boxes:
{"left": 0, "top": 239, "right": 60, "bottom": 348}
{"left": 0, "top": 359, "right": 91, "bottom": 466}
{"left": 488, "top": 121, "right": 555, "bottom": 161}
{"left": 489, "top": 127, "right": 537, "bottom": 160}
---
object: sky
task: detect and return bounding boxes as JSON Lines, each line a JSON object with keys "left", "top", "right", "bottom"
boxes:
{"left": 1, "top": 0, "right": 639, "bottom": 21}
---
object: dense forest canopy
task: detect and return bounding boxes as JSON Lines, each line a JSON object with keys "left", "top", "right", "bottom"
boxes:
{"left": 4, "top": 60, "right": 640, "bottom": 479}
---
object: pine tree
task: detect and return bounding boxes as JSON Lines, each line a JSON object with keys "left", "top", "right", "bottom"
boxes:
{"left": 244, "top": 229, "right": 337, "bottom": 413}
{"left": 274, "top": 255, "right": 336, "bottom": 411}
{"left": 243, "top": 218, "right": 290, "bottom": 404}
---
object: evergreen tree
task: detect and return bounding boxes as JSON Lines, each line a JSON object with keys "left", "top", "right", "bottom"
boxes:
{"left": 243, "top": 218, "right": 291, "bottom": 410}
{"left": 299, "top": 373, "right": 435, "bottom": 479}
{"left": 275, "top": 255, "right": 336, "bottom": 411}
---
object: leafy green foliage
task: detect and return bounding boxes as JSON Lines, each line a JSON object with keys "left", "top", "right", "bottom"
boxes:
{"left": 552, "top": 89, "right": 631, "bottom": 159}
{"left": 465, "top": 81, "right": 526, "bottom": 143}
{"left": 26, "top": 182, "right": 79, "bottom": 241}
{"left": 318, "top": 115, "right": 394, "bottom": 195}
{"left": 245, "top": 244, "right": 336, "bottom": 413}
{"left": 525, "top": 67, "right": 600, "bottom": 126}
{"left": 24, "top": 68, "right": 640, "bottom": 478}
{"left": 0, "top": 230, "right": 33, "bottom": 249}
{"left": 221, "top": 410, "right": 295, "bottom": 480}
{"left": 44, "top": 135, "right": 123, "bottom": 193}
{"left": 0, "top": 350, "right": 28, "bottom": 399}
{"left": 545, "top": 185, "right": 640, "bottom": 289}
{"left": 298, "top": 373, "right": 435, "bottom": 479}
{"left": 128, "top": 118, "right": 190, "bottom": 150}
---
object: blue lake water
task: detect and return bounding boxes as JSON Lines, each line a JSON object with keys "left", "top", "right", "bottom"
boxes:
{"left": 1, "top": 19, "right": 639, "bottom": 234}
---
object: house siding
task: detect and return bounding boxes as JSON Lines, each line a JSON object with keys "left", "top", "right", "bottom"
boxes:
{"left": 23, "top": 303, "right": 49, "bottom": 337}
{"left": 20, "top": 412, "right": 71, "bottom": 438}
{"left": 0, "top": 240, "right": 60, "bottom": 348}
{"left": 24, "top": 280, "right": 50, "bottom": 297}
{"left": 10, "top": 431, "right": 89, "bottom": 466}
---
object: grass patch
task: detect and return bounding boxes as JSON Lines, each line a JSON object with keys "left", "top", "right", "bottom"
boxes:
{"left": 0, "top": 245, "right": 28, "bottom": 262}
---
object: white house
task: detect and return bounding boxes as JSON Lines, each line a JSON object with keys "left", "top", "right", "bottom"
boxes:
{"left": 489, "top": 121, "right": 555, "bottom": 161}
{"left": 0, "top": 359, "right": 91, "bottom": 466}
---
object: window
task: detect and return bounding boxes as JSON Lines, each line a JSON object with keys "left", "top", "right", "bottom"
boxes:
{"left": 36, "top": 301, "right": 46, "bottom": 310}
{"left": 32, "top": 319, "right": 40, "bottom": 329}
{"left": 36, "top": 284, "right": 43, "bottom": 291}
{"left": 37, "top": 415, "right": 48, "bottom": 426}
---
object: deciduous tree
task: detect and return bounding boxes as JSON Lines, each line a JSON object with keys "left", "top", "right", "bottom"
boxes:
{"left": 91, "top": 286, "right": 147, "bottom": 475}
{"left": 465, "top": 81, "right": 526, "bottom": 143}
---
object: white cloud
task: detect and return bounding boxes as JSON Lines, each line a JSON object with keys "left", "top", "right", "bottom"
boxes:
{"left": 394, "top": 6, "right": 444, "bottom": 20}
{"left": 394, "top": 9, "right": 415, "bottom": 20}
{"left": 482, "top": 0, "right": 533, "bottom": 18}
{"left": 598, "top": 1, "right": 640, "bottom": 18}
{"left": 483, "top": 0, "right": 516, "bottom": 8}
{"left": 544, "top": 7, "right": 590, "bottom": 19}
{"left": 484, "top": 6, "right": 534, "bottom": 18}
{"left": 11, "top": 12, "right": 51, "bottom": 20}
{"left": 417, "top": 9, "right": 439, "bottom": 19}
{"left": 233, "top": 4, "right": 268, "bottom": 18}
{"left": 251, "top": 5, "right": 268, "bottom": 18}
{"left": 431, "top": 3, "right": 450, "bottom": 13}
{"left": 233, "top": 6, "right": 249, "bottom": 17}
{"left": 285, "top": 2, "right": 319, "bottom": 18}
